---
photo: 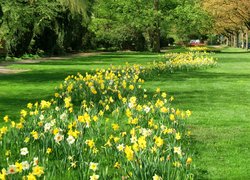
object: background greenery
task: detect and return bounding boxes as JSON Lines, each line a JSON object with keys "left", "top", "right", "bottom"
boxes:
{"left": 0, "top": 0, "right": 212, "bottom": 56}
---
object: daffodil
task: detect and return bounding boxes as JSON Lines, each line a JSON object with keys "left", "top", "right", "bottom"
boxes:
{"left": 54, "top": 133, "right": 64, "bottom": 144}
{"left": 3, "top": 115, "right": 9, "bottom": 123}
{"left": 153, "top": 174, "right": 162, "bottom": 180}
{"left": 22, "top": 161, "right": 30, "bottom": 170}
{"left": 67, "top": 135, "right": 75, "bottom": 145}
{"left": 15, "top": 162, "right": 23, "bottom": 173}
{"left": 154, "top": 136, "right": 164, "bottom": 147}
{"left": 0, "top": 169, "right": 6, "bottom": 180}
{"left": 32, "top": 166, "right": 44, "bottom": 177}
{"left": 89, "top": 162, "right": 98, "bottom": 172}
{"left": 175, "top": 132, "right": 181, "bottom": 140}
{"left": 85, "top": 139, "right": 95, "bottom": 149}
{"left": 138, "top": 136, "right": 147, "bottom": 149}
{"left": 26, "top": 173, "right": 36, "bottom": 180}
{"left": 46, "top": 148, "right": 52, "bottom": 154}
{"left": 20, "top": 147, "right": 29, "bottom": 156}
{"left": 114, "top": 162, "right": 121, "bottom": 169}
{"left": 117, "top": 144, "right": 125, "bottom": 152}
{"left": 90, "top": 173, "right": 99, "bottom": 180}
{"left": 112, "top": 123, "right": 119, "bottom": 131}
{"left": 124, "top": 146, "right": 134, "bottom": 161}
{"left": 186, "top": 157, "right": 192, "bottom": 165}
{"left": 7, "top": 165, "right": 16, "bottom": 175}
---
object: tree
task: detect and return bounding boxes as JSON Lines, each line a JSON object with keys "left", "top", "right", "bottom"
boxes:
{"left": 90, "top": 0, "right": 213, "bottom": 51}
{"left": 90, "top": 0, "right": 180, "bottom": 52}
{"left": 152, "top": 0, "right": 160, "bottom": 52}
{"left": 202, "top": 0, "right": 250, "bottom": 49}
{"left": 0, "top": 0, "right": 94, "bottom": 56}
{"left": 0, "top": 4, "right": 3, "bottom": 24}
{"left": 171, "top": 1, "right": 213, "bottom": 43}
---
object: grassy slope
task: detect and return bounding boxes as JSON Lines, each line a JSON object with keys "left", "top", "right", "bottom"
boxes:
{"left": 0, "top": 48, "right": 250, "bottom": 179}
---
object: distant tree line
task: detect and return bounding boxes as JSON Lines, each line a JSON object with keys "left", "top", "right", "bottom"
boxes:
{"left": 202, "top": 0, "right": 250, "bottom": 49}
{"left": 0, "top": 0, "right": 215, "bottom": 57}
{"left": 90, "top": 0, "right": 212, "bottom": 52}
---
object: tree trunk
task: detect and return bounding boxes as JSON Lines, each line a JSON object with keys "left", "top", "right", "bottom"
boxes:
{"left": 152, "top": 0, "right": 160, "bottom": 53}
{"left": 0, "top": 5, "right": 3, "bottom": 28}
{"left": 230, "top": 35, "right": 234, "bottom": 47}
{"left": 0, "top": 4, "right": 3, "bottom": 18}
{"left": 233, "top": 34, "right": 237, "bottom": 47}
{"left": 246, "top": 30, "right": 249, "bottom": 50}
{"left": 241, "top": 32, "right": 245, "bottom": 49}
{"left": 236, "top": 32, "right": 240, "bottom": 48}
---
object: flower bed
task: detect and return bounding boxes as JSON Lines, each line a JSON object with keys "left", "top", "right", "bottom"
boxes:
{"left": 0, "top": 51, "right": 218, "bottom": 179}
{"left": 163, "top": 51, "right": 217, "bottom": 72}
{"left": 188, "top": 47, "right": 209, "bottom": 52}
{"left": 188, "top": 46, "right": 221, "bottom": 53}
{"left": 0, "top": 64, "right": 195, "bottom": 180}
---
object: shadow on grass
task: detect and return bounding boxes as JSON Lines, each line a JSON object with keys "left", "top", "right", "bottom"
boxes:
{"left": 0, "top": 94, "right": 53, "bottom": 118}
{"left": 219, "top": 47, "right": 250, "bottom": 54}
{"left": 0, "top": 69, "right": 92, "bottom": 117}
{"left": 39, "top": 54, "right": 159, "bottom": 66}
{"left": 189, "top": 136, "right": 210, "bottom": 179}
{"left": 0, "top": 69, "right": 91, "bottom": 83}
{"left": 144, "top": 70, "right": 250, "bottom": 82}
{"left": 218, "top": 51, "right": 250, "bottom": 54}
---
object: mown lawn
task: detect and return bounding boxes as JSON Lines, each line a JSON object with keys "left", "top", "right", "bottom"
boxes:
{"left": 143, "top": 48, "right": 250, "bottom": 179}
{"left": 0, "top": 52, "right": 160, "bottom": 118}
{"left": 0, "top": 48, "right": 250, "bottom": 179}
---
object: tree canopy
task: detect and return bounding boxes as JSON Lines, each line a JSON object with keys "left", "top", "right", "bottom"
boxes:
{"left": 202, "top": 0, "right": 250, "bottom": 48}
{"left": 1, "top": 0, "right": 237, "bottom": 56}
{"left": 90, "top": 0, "right": 211, "bottom": 52}
{"left": 0, "top": 0, "right": 93, "bottom": 56}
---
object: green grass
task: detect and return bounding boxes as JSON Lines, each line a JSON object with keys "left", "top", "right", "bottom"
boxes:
{"left": 0, "top": 52, "right": 160, "bottom": 117}
{"left": 144, "top": 49, "right": 250, "bottom": 179}
{"left": 1, "top": 48, "right": 250, "bottom": 179}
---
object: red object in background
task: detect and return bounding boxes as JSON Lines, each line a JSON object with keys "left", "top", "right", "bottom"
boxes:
{"left": 189, "top": 39, "right": 204, "bottom": 46}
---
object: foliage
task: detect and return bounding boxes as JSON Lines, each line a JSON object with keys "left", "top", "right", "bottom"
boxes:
{"left": 89, "top": 0, "right": 161, "bottom": 51}
{"left": 202, "top": 0, "right": 250, "bottom": 32}
{"left": 0, "top": 0, "right": 93, "bottom": 57}
{"left": 0, "top": 4, "right": 3, "bottom": 26}
{"left": 171, "top": 1, "right": 213, "bottom": 42}
{"left": 201, "top": 0, "right": 250, "bottom": 49}
{"left": 0, "top": 0, "right": 215, "bottom": 56}
{"left": 90, "top": 0, "right": 212, "bottom": 51}
{"left": 20, "top": 53, "right": 41, "bottom": 60}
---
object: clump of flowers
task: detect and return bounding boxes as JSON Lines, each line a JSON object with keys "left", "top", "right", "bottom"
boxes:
{"left": 0, "top": 62, "right": 196, "bottom": 179}
{"left": 164, "top": 51, "right": 217, "bottom": 72}
{"left": 142, "top": 51, "right": 217, "bottom": 77}
{"left": 188, "top": 47, "right": 209, "bottom": 52}
{"left": 187, "top": 46, "right": 221, "bottom": 53}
